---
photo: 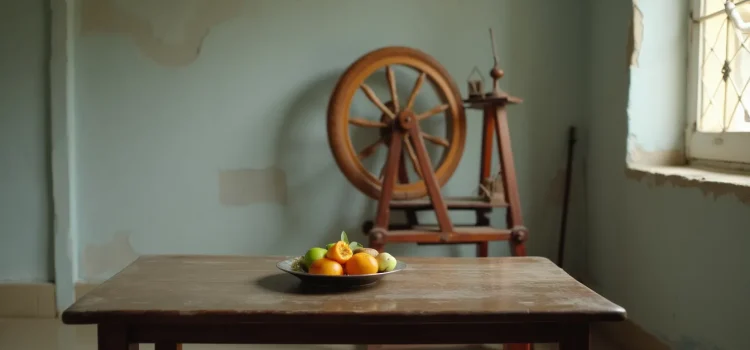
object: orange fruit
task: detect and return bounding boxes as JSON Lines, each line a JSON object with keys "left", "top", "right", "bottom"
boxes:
{"left": 308, "top": 258, "right": 343, "bottom": 276}
{"left": 344, "top": 252, "right": 379, "bottom": 275}
{"left": 326, "top": 241, "right": 353, "bottom": 264}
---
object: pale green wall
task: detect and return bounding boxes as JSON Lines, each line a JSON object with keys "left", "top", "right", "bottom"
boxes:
{"left": 72, "top": 0, "right": 590, "bottom": 282}
{"left": 5, "top": 1, "right": 750, "bottom": 348}
{"left": 588, "top": 0, "right": 750, "bottom": 349}
{"left": 0, "top": 0, "right": 52, "bottom": 282}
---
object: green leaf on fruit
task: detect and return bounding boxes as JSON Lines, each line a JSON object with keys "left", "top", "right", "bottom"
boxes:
{"left": 349, "top": 241, "right": 363, "bottom": 250}
{"left": 341, "top": 230, "right": 350, "bottom": 244}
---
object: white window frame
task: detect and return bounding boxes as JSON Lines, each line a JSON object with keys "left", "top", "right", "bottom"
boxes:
{"left": 687, "top": 0, "right": 750, "bottom": 167}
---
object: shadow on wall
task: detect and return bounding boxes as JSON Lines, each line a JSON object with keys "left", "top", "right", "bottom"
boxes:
{"left": 271, "top": 70, "right": 374, "bottom": 251}
{"left": 502, "top": 0, "right": 590, "bottom": 275}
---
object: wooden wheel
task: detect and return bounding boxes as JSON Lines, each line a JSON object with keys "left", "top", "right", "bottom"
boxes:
{"left": 327, "top": 47, "right": 466, "bottom": 200}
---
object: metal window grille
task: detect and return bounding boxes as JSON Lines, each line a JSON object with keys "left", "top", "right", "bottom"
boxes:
{"left": 695, "top": 0, "right": 750, "bottom": 132}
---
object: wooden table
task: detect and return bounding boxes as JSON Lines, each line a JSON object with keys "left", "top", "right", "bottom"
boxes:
{"left": 62, "top": 255, "right": 626, "bottom": 349}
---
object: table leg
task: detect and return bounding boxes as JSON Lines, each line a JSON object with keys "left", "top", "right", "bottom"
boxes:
{"left": 560, "top": 324, "right": 589, "bottom": 350}
{"left": 98, "top": 324, "right": 138, "bottom": 350}
{"left": 155, "top": 343, "right": 182, "bottom": 350}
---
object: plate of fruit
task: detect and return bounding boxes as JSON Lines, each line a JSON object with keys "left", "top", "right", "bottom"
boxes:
{"left": 277, "top": 231, "right": 406, "bottom": 287}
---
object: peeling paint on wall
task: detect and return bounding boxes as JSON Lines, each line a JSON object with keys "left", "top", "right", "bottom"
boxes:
{"left": 80, "top": 0, "right": 243, "bottom": 66}
{"left": 82, "top": 231, "right": 138, "bottom": 281}
{"left": 627, "top": 0, "right": 643, "bottom": 67}
{"left": 626, "top": 142, "right": 685, "bottom": 166}
{"left": 219, "top": 167, "right": 288, "bottom": 206}
{"left": 625, "top": 166, "right": 750, "bottom": 204}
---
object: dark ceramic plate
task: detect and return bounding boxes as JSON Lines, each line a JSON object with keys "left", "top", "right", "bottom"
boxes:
{"left": 276, "top": 257, "right": 406, "bottom": 288}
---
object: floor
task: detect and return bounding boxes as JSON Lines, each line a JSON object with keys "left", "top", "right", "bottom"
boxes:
{"left": 0, "top": 318, "right": 621, "bottom": 350}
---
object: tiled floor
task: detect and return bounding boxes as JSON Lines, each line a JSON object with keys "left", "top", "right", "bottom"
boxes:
{"left": 0, "top": 318, "right": 620, "bottom": 350}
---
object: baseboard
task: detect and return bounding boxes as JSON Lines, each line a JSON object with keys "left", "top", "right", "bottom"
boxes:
{"left": 0, "top": 282, "right": 56, "bottom": 318}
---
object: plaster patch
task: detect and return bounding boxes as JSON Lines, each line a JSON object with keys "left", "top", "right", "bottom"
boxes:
{"left": 219, "top": 167, "right": 288, "bottom": 206}
{"left": 82, "top": 231, "right": 138, "bottom": 281}
{"left": 627, "top": 0, "right": 643, "bottom": 67}
{"left": 80, "top": 0, "right": 243, "bottom": 66}
{"left": 627, "top": 142, "right": 685, "bottom": 166}
{"left": 625, "top": 165, "right": 750, "bottom": 204}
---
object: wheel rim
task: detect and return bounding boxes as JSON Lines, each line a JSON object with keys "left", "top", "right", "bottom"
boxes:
{"left": 327, "top": 47, "right": 466, "bottom": 200}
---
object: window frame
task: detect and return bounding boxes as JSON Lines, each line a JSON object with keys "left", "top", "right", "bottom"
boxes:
{"left": 686, "top": 0, "right": 750, "bottom": 167}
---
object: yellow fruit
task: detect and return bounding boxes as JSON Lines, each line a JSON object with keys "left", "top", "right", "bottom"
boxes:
{"left": 345, "top": 252, "right": 379, "bottom": 275}
{"left": 308, "top": 258, "right": 343, "bottom": 276}
{"left": 353, "top": 247, "right": 379, "bottom": 257}
{"left": 376, "top": 252, "right": 397, "bottom": 272}
{"left": 326, "top": 241, "right": 353, "bottom": 264}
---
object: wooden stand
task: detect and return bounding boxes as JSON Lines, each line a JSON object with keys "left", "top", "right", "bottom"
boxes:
{"left": 364, "top": 95, "right": 527, "bottom": 258}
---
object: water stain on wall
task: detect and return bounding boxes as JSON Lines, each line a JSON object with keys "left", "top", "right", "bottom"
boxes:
{"left": 82, "top": 231, "right": 138, "bottom": 281}
{"left": 80, "top": 0, "right": 243, "bottom": 66}
{"left": 219, "top": 167, "right": 288, "bottom": 206}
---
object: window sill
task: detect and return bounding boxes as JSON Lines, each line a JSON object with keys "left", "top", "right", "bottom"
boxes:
{"left": 625, "top": 163, "right": 750, "bottom": 203}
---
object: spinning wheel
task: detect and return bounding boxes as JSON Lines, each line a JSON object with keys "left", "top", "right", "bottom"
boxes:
{"left": 326, "top": 42, "right": 528, "bottom": 254}
{"left": 327, "top": 47, "right": 466, "bottom": 200}
{"left": 327, "top": 35, "right": 531, "bottom": 350}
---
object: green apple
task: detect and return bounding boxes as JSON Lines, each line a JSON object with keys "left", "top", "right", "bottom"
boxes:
{"left": 376, "top": 252, "right": 397, "bottom": 272}
{"left": 302, "top": 247, "right": 327, "bottom": 269}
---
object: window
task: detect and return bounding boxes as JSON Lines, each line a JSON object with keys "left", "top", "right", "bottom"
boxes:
{"left": 688, "top": 0, "right": 750, "bottom": 166}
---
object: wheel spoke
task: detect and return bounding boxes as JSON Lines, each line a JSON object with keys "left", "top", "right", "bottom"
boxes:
{"left": 361, "top": 84, "right": 395, "bottom": 119}
{"left": 358, "top": 138, "right": 384, "bottom": 159}
{"left": 386, "top": 66, "right": 399, "bottom": 113}
{"left": 405, "top": 135, "right": 423, "bottom": 178}
{"left": 349, "top": 117, "right": 387, "bottom": 128}
{"left": 421, "top": 132, "right": 450, "bottom": 147}
{"left": 405, "top": 72, "right": 425, "bottom": 111}
{"left": 417, "top": 104, "right": 449, "bottom": 121}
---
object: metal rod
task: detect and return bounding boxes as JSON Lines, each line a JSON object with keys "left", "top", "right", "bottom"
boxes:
{"left": 489, "top": 28, "right": 499, "bottom": 67}
{"left": 557, "top": 126, "right": 577, "bottom": 268}
{"left": 694, "top": 0, "right": 750, "bottom": 22}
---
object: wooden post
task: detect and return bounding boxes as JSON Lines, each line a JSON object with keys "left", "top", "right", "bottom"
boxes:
{"left": 493, "top": 105, "right": 526, "bottom": 257}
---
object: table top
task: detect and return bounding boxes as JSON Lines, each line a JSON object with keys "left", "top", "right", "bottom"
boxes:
{"left": 62, "top": 255, "right": 626, "bottom": 325}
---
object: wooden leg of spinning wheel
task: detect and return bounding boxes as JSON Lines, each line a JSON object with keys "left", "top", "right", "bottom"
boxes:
{"left": 407, "top": 124, "right": 453, "bottom": 233}
{"left": 492, "top": 106, "right": 527, "bottom": 257}
{"left": 476, "top": 110, "right": 495, "bottom": 256}
{"left": 398, "top": 150, "right": 419, "bottom": 228}
{"left": 511, "top": 239, "right": 527, "bottom": 257}
{"left": 370, "top": 130, "right": 403, "bottom": 253}
{"left": 477, "top": 242, "right": 489, "bottom": 257}
{"left": 504, "top": 344, "right": 532, "bottom": 350}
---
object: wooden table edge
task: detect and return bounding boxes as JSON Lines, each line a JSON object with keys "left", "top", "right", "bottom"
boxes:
{"left": 61, "top": 309, "right": 627, "bottom": 326}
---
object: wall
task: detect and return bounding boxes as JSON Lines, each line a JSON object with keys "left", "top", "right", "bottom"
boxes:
{"left": 71, "top": 0, "right": 590, "bottom": 282}
{"left": 0, "top": 0, "right": 52, "bottom": 282}
{"left": 588, "top": 0, "right": 750, "bottom": 349}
